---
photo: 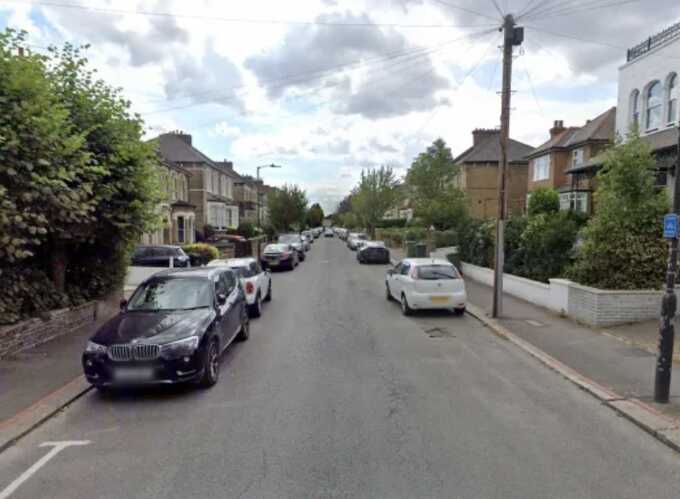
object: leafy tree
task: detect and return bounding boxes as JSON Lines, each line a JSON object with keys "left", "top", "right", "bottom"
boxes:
{"left": 568, "top": 133, "right": 668, "bottom": 289}
{"left": 527, "top": 187, "right": 559, "bottom": 216}
{"left": 236, "top": 222, "right": 257, "bottom": 239}
{"left": 351, "top": 166, "right": 400, "bottom": 235}
{"left": 0, "top": 30, "right": 162, "bottom": 323}
{"left": 267, "top": 184, "right": 308, "bottom": 232}
{"left": 406, "top": 138, "right": 468, "bottom": 230}
{"left": 306, "top": 203, "right": 325, "bottom": 227}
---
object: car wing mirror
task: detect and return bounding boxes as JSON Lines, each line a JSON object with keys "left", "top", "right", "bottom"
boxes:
{"left": 119, "top": 298, "right": 128, "bottom": 311}
{"left": 217, "top": 293, "right": 227, "bottom": 305}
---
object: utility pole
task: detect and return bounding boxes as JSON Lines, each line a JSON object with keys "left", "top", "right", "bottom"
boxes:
{"left": 493, "top": 14, "right": 522, "bottom": 318}
{"left": 655, "top": 124, "right": 680, "bottom": 403}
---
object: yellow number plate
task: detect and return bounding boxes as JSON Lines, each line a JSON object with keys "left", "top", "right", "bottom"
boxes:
{"left": 430, "top": 296, "right": 449, "bottom": 304}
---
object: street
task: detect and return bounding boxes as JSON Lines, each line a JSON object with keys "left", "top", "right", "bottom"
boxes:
{"left": 1, "top": 238, "right": 680, "bottom": 499}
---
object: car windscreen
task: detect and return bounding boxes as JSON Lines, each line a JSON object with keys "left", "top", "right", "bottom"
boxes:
{"left": 278, "top": 235, "right": 300, "bottom": 244}
{"left": 230, "top": 266, "right": 255, "bottom": 278}
{"left": 264, "top": 244, "right": 288, "bottom": 253}
{"left": 415, "top": 265, "right": 459, "bottom": 280}
{"left": 128, "top": 277, "right": 213, "bottom": 311}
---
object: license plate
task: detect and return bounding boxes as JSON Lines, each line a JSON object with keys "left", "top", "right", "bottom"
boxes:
{"left": 267, "top": 258, "right": 279, "bottom": 264}
{"left": 430, "top": 296, "right": 449, "bottom": 304}
{"left": 114, "top": 367, "right": 154, "bottom": 382}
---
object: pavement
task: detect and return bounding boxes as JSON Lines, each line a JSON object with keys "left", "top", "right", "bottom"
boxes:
{"left": 1, "top": 239, "right": 680, "bottom": 498}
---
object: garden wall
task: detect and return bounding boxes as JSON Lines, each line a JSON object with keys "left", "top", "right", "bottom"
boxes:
{"left": 0, "top": 289, "right": 122, "bottom": 359}
{"left": 460, "top": 262, "right": 669, "bottom": 327}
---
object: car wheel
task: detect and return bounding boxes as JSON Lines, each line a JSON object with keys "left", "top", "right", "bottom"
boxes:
{"left": 200, "top": 339, "right": 220, "bottom": 388}
{"left": 386, "top": 283, "right": 392, "bottom": 301}
{"left": 264, "top": 282, "right": 272, "bottom": 302}
{"left": 401, "top": 294, "right": 413, "bottom": 316}
{"left": 249, "top": 293, "right": 262, "bottom": 318}
{"left": 453, "top": 307, "right": 466, "bottom": 316}
{"left": 237, "top": 314, "right": 250, "bottom": 341}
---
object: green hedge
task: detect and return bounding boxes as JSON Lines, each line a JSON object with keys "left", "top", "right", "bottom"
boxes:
{"left": 375, "top": 219, "right": 408, "bottom": 229}
{"left": 183, "top": 243, "right": 219, "bottom": 266}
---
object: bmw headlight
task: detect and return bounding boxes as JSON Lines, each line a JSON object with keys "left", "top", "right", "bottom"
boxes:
{"left": 85, "top": 341, "right": 107, "bottom": 354}
{"left": 160, "top": 336, "right": 200, "bottom": 360}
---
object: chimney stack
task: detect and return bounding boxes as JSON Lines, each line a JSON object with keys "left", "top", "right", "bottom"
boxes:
{"left": 472, "top": 128, "right": 499, "bottom": 146}
{"left": 549, "top": 120, "right": 565, "bottom": 139}
{"left": 171, "top": 131, "right": 192, "bottom": 146}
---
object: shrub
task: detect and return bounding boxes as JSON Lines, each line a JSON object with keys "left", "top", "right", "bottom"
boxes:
{"left": 183, "top": 243, "right": 219, "bottom": 266}
{"left": 528, "top": 187, "right": 559, "bottom": 216}
{"left": 375, "top": 219, "right": 408, "bottom": 229}
{"left": 0, "top": 268, "right": 69, "bottom": 325}
{"left": 567, "top": 133, "right": 668, "bottom": 289}
{"left": 237, "top": 222, "right": 257, "bottom": 239}
{"left": 514, "top": 212, "right": 580, "bottom": 282}
{"left": 404, "top": 227, "right": 428, "bottom": 241}
{"left": 458, "top": 219, "right": 495, "bottom": 268}
{"left": 503, "top": 215, "right": 529, "bottom": 275}
{"left": 434, "top": 230, "right": 458, "bottom": 248}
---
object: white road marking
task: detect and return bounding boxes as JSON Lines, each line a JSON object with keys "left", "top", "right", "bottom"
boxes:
{"left": 0, "top": 441, "right": 90, "bottom": 499}
{"left": 526, "top": 320, "right": 544, "bottom": 327}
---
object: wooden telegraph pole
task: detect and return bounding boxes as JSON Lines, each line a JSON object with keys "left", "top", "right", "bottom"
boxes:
{"left": 493, "top": 15, "right": 523, "bottom": 318}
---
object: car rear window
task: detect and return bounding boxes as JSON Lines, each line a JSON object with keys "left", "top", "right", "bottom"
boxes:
{"left": 264, "top": 244, "right": 288, "bottom": 253}
{"left": 416, "top": 265, "right": 459, "bottom": 280}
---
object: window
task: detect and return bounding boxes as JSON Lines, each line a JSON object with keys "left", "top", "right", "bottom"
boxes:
{"left": 630, "top": 89, "right": 640, "bottom": 127}
{"left": 532, "top": 155, "right": 550, "bottom": 181}
{"left": 177, "top": 216, "right": 185, "bottom": 243}
{"left": 646, "top": 81, "right": 662, "bottom": 130}
{"left": 572, "top": 148, "right": 584, "bottom": 167}
{"left": 400, "top": 263, "right": 411, "bottom": 276}
{"left": 668, "top": 73, "right": 677, "bottom": 125}
{"left": 208, "top": 203, "right": 227, "bottom": 229}
{"left": 559, "top": 192, "right": 589, "bottom": 213}
{"left": 213, "top": 171, "right": 219, "bottom": 194}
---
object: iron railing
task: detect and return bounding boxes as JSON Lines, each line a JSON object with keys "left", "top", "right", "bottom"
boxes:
{"left": 627, "top": 20, "right": 680, "bottom": 62}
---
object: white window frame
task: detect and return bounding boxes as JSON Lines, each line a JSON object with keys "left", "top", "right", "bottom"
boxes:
{"left": 667, "top": 73, "right": 677, "bottom": 125}
{"left": 630, "top": 89, "right": 640, "bottom": 128}
{"left": 559, "top": 192, "right": 589, "bottom": 213}
{"left": 645, "top": 80, "right": 662, "bottom": 131}
{"left": 572, "top": 148, "right": 584, "bottom": 167}
{"left": 532, "top": 155, "right": 550, "bottom": 181}
{"left": 177, "top": 216, "right": 186, "bottom": 243}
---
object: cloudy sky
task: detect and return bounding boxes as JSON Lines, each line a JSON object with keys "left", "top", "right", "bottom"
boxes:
{"left": 1, "top": 0, "right": 679, "bottom": 211}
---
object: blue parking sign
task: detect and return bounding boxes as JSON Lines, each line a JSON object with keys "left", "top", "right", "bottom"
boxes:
{"left": 664, "top": 214, "right": 678, "bottom": 238}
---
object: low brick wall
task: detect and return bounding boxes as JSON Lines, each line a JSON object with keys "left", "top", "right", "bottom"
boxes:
{"left": 0, "top": 289, "right": 122, "bottom": 359}
{"left": 567, "top": 283, "right": 668, "bottom": 327}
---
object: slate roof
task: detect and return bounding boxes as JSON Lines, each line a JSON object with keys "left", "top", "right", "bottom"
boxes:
{"left": 454, "top": 131, "right": 534, "bottom": 164}
{"left": 158, "top": 133, "right": 217, "bottom": 167}
{"left": 527, "top": 107, "right": 616, "bottom": 159}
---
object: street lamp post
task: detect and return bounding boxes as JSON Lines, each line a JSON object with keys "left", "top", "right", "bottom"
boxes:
{"left": 256, "top": 164, "right": 281, "bottom": 229}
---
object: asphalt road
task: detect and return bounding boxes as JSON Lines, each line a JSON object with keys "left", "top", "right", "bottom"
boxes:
{"left": 1, "top": 238, "right": 679, "bottom": 499}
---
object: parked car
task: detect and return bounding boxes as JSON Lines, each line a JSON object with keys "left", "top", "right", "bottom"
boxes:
{"left": 261, "top": 243, "right": 299, "bottom": 270}
{"left": 385, "top": 258, "right": 466, "bottom": 316}
{"left": 278, "top": 234, "right": 306, "bottom": 260}
{"left": 207, "top": 257, "right": 272, "bottom": 318}
{"left": 82, "top": 267, "right": 248, "bottom": 391}
{"left": 357, "top": 242, "right": 390, "bottom": 264}
{"left": 301, "top": 232, "right": 313, "bottom": 249}
{"left": 347, "top": 232, "right": 368, "bottom": 250}
{"left": 131, "top": 245, "right": 190, "bottom": 268}
{"left": 323, "top": 228, "right": 334, "bottom": 237}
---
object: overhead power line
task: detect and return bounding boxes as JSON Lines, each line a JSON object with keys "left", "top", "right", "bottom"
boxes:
{"left": 0, "top": 0, "right": 497, "bottom": 29}
{"left": 490, "top": 0, "right": 505, "bottom": 18}
{"left": 142, "top": 28, "right": 497, "bottom": 116}
{"left": 428, "top": 0, "right": 502, "bottom": 22}
{"left": 520, "top": 0, "right": 640, "bottom": 21}
{"left": 143, "top": 29, "right": 494, "bottom": 106}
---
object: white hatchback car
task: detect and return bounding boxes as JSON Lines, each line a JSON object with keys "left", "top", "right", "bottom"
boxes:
{"left": 386, "top": 258, "right": 466, "bottom": 316}
{"left": 208, "top": 257, "right": 272, "bottom": 318}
